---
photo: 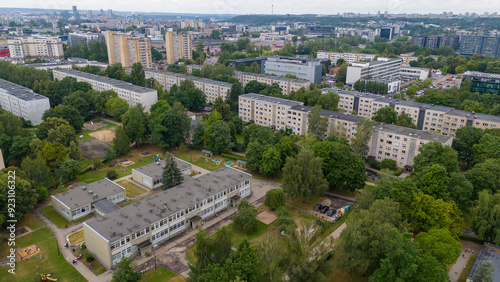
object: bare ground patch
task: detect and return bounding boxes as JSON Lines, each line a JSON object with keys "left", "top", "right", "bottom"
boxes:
{"left": 79, "top": 139, "right": 113, "bottom": 159}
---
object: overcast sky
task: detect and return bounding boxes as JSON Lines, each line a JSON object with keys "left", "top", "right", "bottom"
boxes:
{"left": 2, "top": 0, "right": 500, "bottom": 15}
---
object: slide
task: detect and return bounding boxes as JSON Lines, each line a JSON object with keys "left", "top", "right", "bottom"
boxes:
{"left": 46, "top": 277, "right": 58, "bottom": 281}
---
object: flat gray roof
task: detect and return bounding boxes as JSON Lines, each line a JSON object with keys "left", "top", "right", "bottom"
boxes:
{"left": 93, "top": 198, "right": 121, "bottom": 215}
{"left": 234, "top": 71, "right": 310, "bottom": 83}
{"left": 464, "top": 70, "right": 500, "bottom": 79}
{"left": 290, "top": 104, "right": 363, "bottom": 123}
{"left": 85, "top": 166, "right": 250, "bottom": 241}
{"left": 132, "top": 157, "right": 192, "bottom": 180}
{"left": 53, "top": 179, "right": 124, "bottom": 210}
{"left": 374, "top": 122, "right": 453, "bottom": 143}
{"left": 145, "top": 69, "right": 232, "bottom": 87}
{"left": 0, "top": 78, "right": 49, "bottom": 101}
{"left": 53, "top": 68, "right": 155, "bottom": 94}
{"left": 468, "top": 243, "right": 500, "bottom": 280}
{"left": 240, "top": 93, "right": 304, "bottom": 107}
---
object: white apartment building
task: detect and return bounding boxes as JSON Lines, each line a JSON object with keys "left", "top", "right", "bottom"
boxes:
{"left": 53, "top": 69, "right": 158, "bottom": 112}
{"left": 144, "top": 69, "right": 231, "bottom": 104}
{"left": 0, "top": 78, "right": 50, "bottom": 125}
{"left": 239, "top": 93, "right": 453, "bottom": 167}
{"left": 233, "top": 71, "right": 311, "bottom": 96}
{"left": 8, "top": 35, "right": 64, "bottom": 64}
{"left": 317, "top": 52, "right": 377, "bottom": 64}
{"left": 346, "top": 57, "right": 402, "bottom": 85}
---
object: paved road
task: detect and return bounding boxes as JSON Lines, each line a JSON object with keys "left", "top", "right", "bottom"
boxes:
{"left": 448, "top": 241, "right": 482, "bottom": 282}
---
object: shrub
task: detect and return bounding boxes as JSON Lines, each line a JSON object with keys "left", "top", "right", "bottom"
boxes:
{"left": 366, "top": 157, "right": 381, "bottom": 170}
{"left": 221, "top": 152, "right": 245, "bottom": 160}
{"left": 381, "top": 159, "right": 397, "bottom": 170}
{"left": 106, "top": 169, "right": 118, "bottom": 180}
{"left": 276, "top": 206, "right": 295, "bottom": 232}
{"left": 79, "top": 166, "right": 92, "bottom": 174}
{"left": 233, "top": 143, "right": 246, "bottom": 153}
{"left": 85, "top": 253, "right": 94, "bottom": 262}
{"left": 102, "top": 149, "right": 118, "bottom": 163}
{"left": 36, "top": 187, "right": 49, "bottom": 202}
{"left": 81, "top": 242, "right": 86, "bottom": 249}
{"left": 393, "top": 168, "right": 404, "bottom": 176}
{"left": 264, "top": 188, "right": 286, "bottom": 210}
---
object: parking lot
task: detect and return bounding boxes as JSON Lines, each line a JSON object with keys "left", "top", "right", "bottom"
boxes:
{"left": 308, "top": 194, "right": 355, "bottom": 223}
{"left": 430, "top": 74, "right": 463, "bottom": 90}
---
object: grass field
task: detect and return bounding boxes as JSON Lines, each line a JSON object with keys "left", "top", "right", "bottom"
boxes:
{"left": 0, "top": 227, "right": 53, "bottom": 259}
{"left": 68, "top": 229, "right": 85, "bottom": 246}
{"left": 0, "top": 236, "right": 86, "bottom": 282}
{"left": 139, "top": 267, "right": 184, "bottom": 282}
{"left": 118, "top": 180, "right": 147, "bottom": 198}
{"left": 458, "top": 253, "right": 478, "bottom": 282}
{"left": 72, "top": 248, "right": 107, "bottom": 276}
{"left": 169, "top": 148, "right": 223, "bottom": 171}
{"left": 120, "top": 189, "right": 162, "bottom": 207}
{"left": 17, "top": 212, "right": 44, "bottom": 230}
{"left": 77, "top": 144, "right": 165, "bottom": 184}
{"left": 41, "top": 206, "right": 92, "bottom": 228}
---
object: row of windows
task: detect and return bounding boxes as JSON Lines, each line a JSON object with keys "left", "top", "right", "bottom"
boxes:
{"left": 111, "top": 247, "right": 132, "bottom": 263}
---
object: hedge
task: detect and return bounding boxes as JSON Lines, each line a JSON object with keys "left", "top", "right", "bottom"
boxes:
{"left": 221, "top": 153, "right": 246, "bottom": 161}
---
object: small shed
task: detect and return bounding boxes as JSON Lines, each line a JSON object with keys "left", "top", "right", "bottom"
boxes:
{"left": 237, "top": 160, "right": 246, "bottom": 168}
{"left": 202, "top": 149, "right": 213, "bottom": 158}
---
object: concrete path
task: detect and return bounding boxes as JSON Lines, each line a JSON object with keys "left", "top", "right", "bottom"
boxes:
{"left": 96, "top": 117, "right": 121, "bottom": 126}
{"left": 190, "top": 164, "right": 211, "bottom": 178}
{"left": 448, "top": 241, "right": 482, "bottom": 282}
{"left": 33, "top": 205, "right": 114, "bottom": 282}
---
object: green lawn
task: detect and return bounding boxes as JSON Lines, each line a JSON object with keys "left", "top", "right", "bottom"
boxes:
{"left": 287, "top": 196, "right": 326, "bottom": 210}
{"left": 458, "top": 253, "right": 478, "bottom": 282}
{"left": 68, "top": 229, "right": 85, "bottom": 246}
{"left": 0, "top": 236, "right": 86, "bottom": 282}
{"left": 120, "top": 189, "right": 162, "bottom": 207}
{"left": 169, "top": 148, "right": 223, "bottom": 171}
{"left": 0, "top": 227, "right": 53, "bottom": 259}
{"left": 235, "top": 134, "right": 244, "bottom": 144}
{"left": 118, "top": 180, "right": 148, "bottom": 198}
{"left": 139, "top": 267, "right": 182, "bottom": 281}
{"left": 72, "top": 248, "right": 107, "bottom": 276}
{"left": 17, "top": 212, "right": 44, "bottom": 230}
{"left": 41, "top": 206, "right": 92, "bottom": 228}
{"left": 81, "top": 157, "right": 93, "bottom": 169}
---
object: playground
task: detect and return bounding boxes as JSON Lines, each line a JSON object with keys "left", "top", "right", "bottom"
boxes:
{"left": 17, "top": 244, "right": 40, "bottom": 260}
{"left": 88, "top": 130, "right": 115, "bottom": 143}
{"left": 82, "top": 120, "right": 106, "bottom": 131}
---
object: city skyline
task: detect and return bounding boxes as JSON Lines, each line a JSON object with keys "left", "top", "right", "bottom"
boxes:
{"left": 1, "top": 0, "right": 500, "bottom": 16}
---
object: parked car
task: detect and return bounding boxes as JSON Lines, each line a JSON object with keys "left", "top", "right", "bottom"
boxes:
{"left": 327, "top": 209, "right": 337, "bottom": 217}
{"left": 314, "top": 204, "right": 323, "bottom": 211}
{"left": 320, "top": 206, "right": 329, "bottom": 214}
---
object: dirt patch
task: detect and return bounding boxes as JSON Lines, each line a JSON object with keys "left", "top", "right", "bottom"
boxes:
{"left": 257, "top": 211, "right": 277, "bottom": 225}
{"left": 141, "top": 152, "right": 152, "bottom": 156}
{"left": 16, "top": 227, "right": 31, "bottom": 237}
{"left": 121, "top": 160, "right": 135, "bottom": 166}
{"left": 79, "top": 139, "right": 113, "bottom": 159}
{"left": 17, "top": 244, "right": 40, "bottom": 260}
{"left": 89, "top": 130, "right": 115, "bottom": 142}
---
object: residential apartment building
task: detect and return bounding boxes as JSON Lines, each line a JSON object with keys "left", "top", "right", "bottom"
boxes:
{"left": 131, "top": 158, "right": 192, "bottom": 190}
{"left": 316, "top": 52, "right": 376, "bottom": 64}
{"left": 8, "top": 35, "right": 64, "bottom": 64}
{"left": 462, "top": 71, "right": 500, "bottom": 95}
{"left": 321, "top": 88, "right": 500, "bottom": 137}
{"left": 51, "top": 179, "right": 125, "bottom": 222}
{"left": 165, "top": 29, "right": 192, "bottom": 64}
{"left": 411, "top": 35, "right": 460, "bottom": 50}
{"left": 0, "top": 78, "right": 50, "bottom": 125}
{"left": 459, "top": 35, "right": 500, "bottom": 57}
{"left": 239, "top": 93, "right": 453, "bottom": 167}
{"left": 143, "top": 69, "right": 231, "bottom": 104}
{"left": 83, "top": 165, "right": 252, "bottom": 269}
{"left": 262, "top": 56, "right": 323, "bottom": 84}
{"left": 105, "top": 31, "right": 152, "bottom": 68}
{"left": 53, "top": 68, "right": 158, "bottom": 112}
{"left": 233, "top": 71, "right": 311, "bottom": 96}
{"left": 186, "top": 64, "right": 203, "bottom": 74}
{"left": 346, "top": 57, "right": 402, "bottom": 85}
{"left": 68, "top": 32, "right": 105, "bottom": 46}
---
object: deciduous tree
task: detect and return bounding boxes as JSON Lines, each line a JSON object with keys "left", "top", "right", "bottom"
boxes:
{"left": 259, "top": 146, "right": 282, "bottom": 177}
{"left": 413, "top": 141, "right": 459, "bottom": 174}
{"left": 307, "top": 105, "right": 328, "bottom": 140}
{"left": 351, "top": 118, "right": 375, "bottom": 157}
{"left": 372, "top": 106, "right": 397, "bottom": 124}
{"left": 415, "top": 228, "right": 461, "bottom": 265}
{"left": 233, "top": 199, "right": 258, "bottom": 234}
{"left": 113, "top": 125, "right": 131, "bottom": 156}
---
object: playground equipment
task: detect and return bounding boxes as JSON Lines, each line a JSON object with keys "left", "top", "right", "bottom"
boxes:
{"left": 38, "top": 271, "right": 58, "bottom": 281}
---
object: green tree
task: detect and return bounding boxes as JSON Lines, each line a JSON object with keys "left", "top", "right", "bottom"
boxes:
{"left": 0, "top": 167, "right": 38, "bottom": 223}
{"left": 313, "top": 140, "right": 366, "bottom": 191}
{"left": 245, "top": 142, "right": 264, "bottom": 172}
{"left": 224, "top": 239, "right": 261, "bottom": 282}
{"left": 244, "top": 80, "right": 267, "bottom": 94}
{"left": 335, "top": 63, "right": 348, "bottom": 84}
{"left": 212, "top": 97, "right": 231, "bottom": 121}
{"left": 68, "top": 141, "right": 81, "bottom": 161}
{"left": 317, "top": 91, "right": 339, "bottom": 111}
{"left": 372, "top": 106, "right": 398, "bottom": 124}
{"left": 282, "top": 149, "right": 328, "bottom": 203}
{"left": 39, "top": 142, "right": 69, "bottom": 170}
{"left": 151, "top": 102, "right": 190, "bottom": 148}
{"left": 465, "top": 159, "right": 500, "bottom": 195}
{"left": 56, "top": 158, "right": 81, "bottom": 183}
{"left": 336, "top": 198, "right": 402, "bottom": 276}
{"left": 264, "top": 188, "right": 286, "bottom": 210}
{"left": 21, "top": 155, "right": 56, "bottom": 189}
{"left": 396, "top": 112, "right": 417, "bottom": 128}
{"left": 113, "top": 125, "right": 130, "bottom": 156}
{"left": 233, "top": 199, "right": 258, "bottom": 234}
{"left": 472, "top": 133, "right": 500, "bottom": 165}
{"left": 413, "top": 141, "right": 459, "bottom": 174}
{"left": 161, "top": 153, "right": 184, "bottom": 190}
{"left": 351, "top": 118, "right": 375, "bottom": 158}
{"left": 122, "top": 106, "right": 147, "bottom": 147}
{"left": 192, "top": 123, "right": 206, "bottom": 148}
{"left": 105, "top": 97, "right": 129, "bottom": 121}
{"left": 473, "top": 260, "right": 496, "bottom": 282}
{"left": 198, "top": 264, "right": 229, "bottom": 282}
{"left": 210, "top": 121, "right": 234, "bottom": 154}
{"left": 42, "top": 105, "right": 84, "bottom": 132}
{"left": 229, "top": 82, "right": 243, "bottom": 103}
{"left": 447, "top": 172, "right": 474, "bottom": 210}
{"left": 471, "top": 190, "right": 500, "bottom": 244}
{"left": 452, "top": 126, "right": 485, "bottom": 166}
{"left": 415, "top": 164, "right": 450, "bottom": 200}
{"left": 63, "top": 90, "right": 94, "bottom": 120}
{"left": 259, "top": 146, "right": 282, "bottom": 177}
{"left": 415, "top": 228, "right": 461, "bottom": 265}
{"left": 7, "top": 136, "right": 33, "bottom": 163}
{"left": 380, "top": 159, "right": 396, "bottom": 170}
{"left": 307, "top": 105, "right": 328, "bottom": 140}
{"left": 112, "top": 256, "right": 141, "bottom": 282}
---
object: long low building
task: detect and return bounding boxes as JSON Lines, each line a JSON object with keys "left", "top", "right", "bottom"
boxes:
{"left": 131, "top": 157, "right": 192, "bottom": 190}
{"left": 143, "top": 69, "right": 231, "bottom": 104}
{"left": 83, "top": 165, "right": 252, "bottom": 269}
{"left": 51, "top": 179, "right": 126, "bottom": 222}
{"left": 233, "top": 71, "right": 311, "bottom": 96}
{"left": 321, "top": 88, "right": 500, "bottom": 137}
{"left": 0, "top": 78, "right": 50, "bottom": 125}
{"left": 317, "top": 52, "right": 377, "bottom": 64}
{"left": 52, "top": 68, "right": 158, "bottom": 112}
{"left": 239, "top": 93, "right": 453, "bottom": 168}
